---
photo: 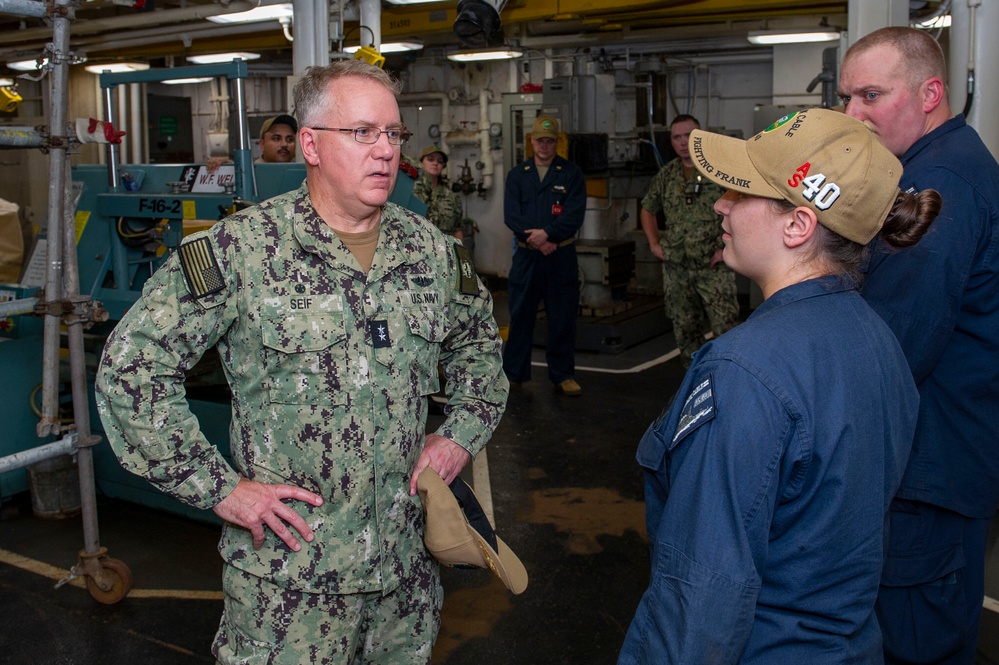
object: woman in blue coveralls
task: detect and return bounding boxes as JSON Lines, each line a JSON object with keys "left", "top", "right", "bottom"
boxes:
{"left": 618, "top": 108, "right": 941, "bottom": 664}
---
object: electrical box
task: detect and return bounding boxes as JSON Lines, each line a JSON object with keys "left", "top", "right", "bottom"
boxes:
{"left": 542, "top": 75, "right": 616, "bottom": 134}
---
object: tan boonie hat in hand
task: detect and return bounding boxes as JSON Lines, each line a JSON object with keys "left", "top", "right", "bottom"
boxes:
{"left": 689, "top": 108, "right": 902, "bottom": 244}
{"left": 532, "top": 114, "right": 560, "bottom": 141}
{"left": 417, "top": 469, "right": 529, "bottom": 595}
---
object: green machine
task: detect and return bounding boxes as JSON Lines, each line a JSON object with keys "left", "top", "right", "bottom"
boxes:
{"left": 0, "top": 60, "right": 426, "bottom": 525}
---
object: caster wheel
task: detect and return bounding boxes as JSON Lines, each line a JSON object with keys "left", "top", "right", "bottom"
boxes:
{"left": 86, "top": 557, "right": 133, "bottom": 604}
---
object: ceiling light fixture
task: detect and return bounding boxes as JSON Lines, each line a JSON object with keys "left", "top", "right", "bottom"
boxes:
{"left": 343, "top": 39, "right": 424, "bottom": 54}
{"left": 207, "top": 2, "right": 293, "bottom": 24}
{"left": 84, "top": 62, "right": 150, "bottom": 74}
{"left": 7, "top": 59, "right": 43, "bottom": 71}
{"left": 8, "top": 56, "right": 87, "bottom": 71}
{"left": 747, "top": 29, "right": 841, "bottom": 45}
{"left": 0, "top": 77, "right": 14, "bottom": 87}
{"left": 447, "top": 45, "right": 523, "bottom": 62}
{"left": 186, "top": 52, "right": 261, "bottom": 64}
{"left": 162, "top": 77, "right": 214, "bottom": 85}
{"left": 914, "top": 14, "right": 951, "bottom": 29}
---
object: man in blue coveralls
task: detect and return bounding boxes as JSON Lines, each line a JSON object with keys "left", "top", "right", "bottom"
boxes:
{"left": 502, "top": 114, "right": 586, "bottom": 395}
{"left": 840, "top": 27, "right": 999, "bottom": 665}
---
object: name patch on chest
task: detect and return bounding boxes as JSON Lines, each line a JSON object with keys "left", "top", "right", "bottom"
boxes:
{"left": 404, "top": 291, "right": 441, "bottom": 306}
{"left": 672, "top": 375, "right": 716, "bottom": 445}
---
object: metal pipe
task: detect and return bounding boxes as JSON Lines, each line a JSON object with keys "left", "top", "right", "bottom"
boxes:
{"left": 37, "top": 0, "right": 71, "bottom": 439}
{"left": 359, "top": 0, "right": 381, "bottom": 50}
{"left": 0, "top": 0, "right": 46, "bottom": 18}
{"left": 291, "top": 0, "right": 315, "bottom": 73}
{"left": 0, "top": 126, "right": 44, "bottom": 148}
{"left": 103, "top": 85, "right": 120, "bottom": 190}
{"left": 232, "top": 75, "right": 255, "bottom": 200}
{"left": 477, "top": 88, "right": 494, "bottom": 192}
{"left": 60, "top": 153, "right": 101, "bottom": 555}
{"left": 129, "top": 82, "right": 142, "bottom": 164}
{"left": 116, "top": 80, "right": 127, "bottom": 158}
{"left": 3, "top": 0, "right": 259, "bottom": 46}
{"left": 0, "top": 435, "right": 77, "bottom": 474}
{"left": 0, "top": 297, "right": 38, "bottom": 317}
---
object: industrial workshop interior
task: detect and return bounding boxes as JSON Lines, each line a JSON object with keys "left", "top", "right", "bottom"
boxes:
{"left": 1, "top": 0, "right": 998, "bottom": 662}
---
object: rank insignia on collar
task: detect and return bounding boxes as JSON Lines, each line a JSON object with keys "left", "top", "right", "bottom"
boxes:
{"left": 454, "top": 244, "right": 477, "bottom": 295}
{"left": 178, "top": 237, "right": 224, "bottom": 299}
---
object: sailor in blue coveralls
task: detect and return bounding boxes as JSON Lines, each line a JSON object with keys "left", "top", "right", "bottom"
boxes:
{"left": 619, "top": 109, "right": 942, "bottom": 664}
{"left": 502, "top": 114, "right": 586, "bottom": 395}
{"left": 840, "top": 28, "right": 999, "bottom": 665}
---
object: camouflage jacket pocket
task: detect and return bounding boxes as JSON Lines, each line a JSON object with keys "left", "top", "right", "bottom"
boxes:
{"left": 261, "top": 314, "right": 347, "bottom": 405}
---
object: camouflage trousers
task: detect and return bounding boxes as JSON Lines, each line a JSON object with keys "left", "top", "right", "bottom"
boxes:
{"left": 213, "top": 558, "right": 443, "bottom": 665}
{"left": 662, "top": 262, "right": 740, "bottom": 368}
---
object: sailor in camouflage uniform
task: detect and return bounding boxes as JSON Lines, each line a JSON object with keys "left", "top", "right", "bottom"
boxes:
{"left": 412, "top": 145, "right": 464, "bottom": 242}
{"left": 95, "top": 60, "right": 508, "bottom": 664}
{"left": 640, "top": 114, "right": 740, "bottom": 367}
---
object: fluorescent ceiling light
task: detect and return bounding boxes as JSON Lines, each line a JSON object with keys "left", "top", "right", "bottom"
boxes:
{"left": 447, "top": 46, "right": 523, "bottom": 62}
{"left": 914, "top": 15, "right": 951, "bottom": 29}
{"left": 8, "top": 56, "right": 87, "bottom": 70}
{"left": 162, "top": 77, "right": 214, "bottom": 85}
{"left": 0, "top": 77, "right": 14, "bottom": 86}
{"left": 186, "top": 52, "right": 261, "bottom": 64}
{"left": 207, "top": 2, "right": 293, "bottom": 24}
{"left": 84, "top": 62, "right": 150, "bottom": 74}
{"left": 747, "top": 29, "right": 841, "bottom": 45}
{"left": 343, "top": 40, "right": 424, "bottom": 54}
{"left": 7, "top": 59, "right": 42, "bottom": 71}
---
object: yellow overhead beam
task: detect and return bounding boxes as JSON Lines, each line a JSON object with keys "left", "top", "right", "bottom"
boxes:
{"left": 379, "top": 0, "right": 848, "bottom": 38}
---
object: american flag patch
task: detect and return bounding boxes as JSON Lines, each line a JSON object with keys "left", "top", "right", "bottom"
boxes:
{"left": 178, "top": 237, "right": 224, "bottom": 298}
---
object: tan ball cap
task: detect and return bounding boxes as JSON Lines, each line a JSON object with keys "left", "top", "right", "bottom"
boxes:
{"left": 417, "top": 469, "right": 528, "bottom": 595}
{"left": 532, "top": 114, "right": 560, "bottom": 141}
{"left": 689, "top": 108, "right": 902, "bottom": 244}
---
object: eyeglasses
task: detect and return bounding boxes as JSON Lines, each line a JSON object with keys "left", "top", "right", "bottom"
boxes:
{"left": 310, "top": 126, "right": 412, "bottom": 146}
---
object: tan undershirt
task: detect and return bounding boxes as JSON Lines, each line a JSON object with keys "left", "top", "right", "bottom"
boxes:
{"left": 336, "top": 223, "right": 380, "bottom": 274}
{"left": 536, "top": 164, "right": 550, "bottom": 181}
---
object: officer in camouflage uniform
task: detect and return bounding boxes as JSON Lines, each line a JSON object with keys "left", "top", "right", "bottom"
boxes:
{"left": 640, "top": 114, "right": 739, "bottom": 367}
{"left": 412, "top": 145, "right": 464, "bottom": 241}
{"left": 95, "top": 60, "right": 508, "bottom": 664}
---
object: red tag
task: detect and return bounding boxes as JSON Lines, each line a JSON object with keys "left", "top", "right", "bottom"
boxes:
{"left": 552, "top": 204, "right": 563, "bottom": 215}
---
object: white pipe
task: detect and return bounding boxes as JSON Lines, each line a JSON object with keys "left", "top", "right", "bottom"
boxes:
{"left": 477, "top": 88, "right": 494, "bottom": 192}
{"left": 359, "top": 0, "right": 381, "bottom": 50}
{"left": 950, "top": 0, "right": 997, "bottom": 153}
{"left": 0, "top": 22, "right": 282, "bottom": 60}
{"left": 129, "top": 82, "right": 143, "bottom": 164}
{"left": 291, "top": 0, "right": 315, "bottom": 74}
{"left": 116, "top": 83, "right": 127, "bottom": 160}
